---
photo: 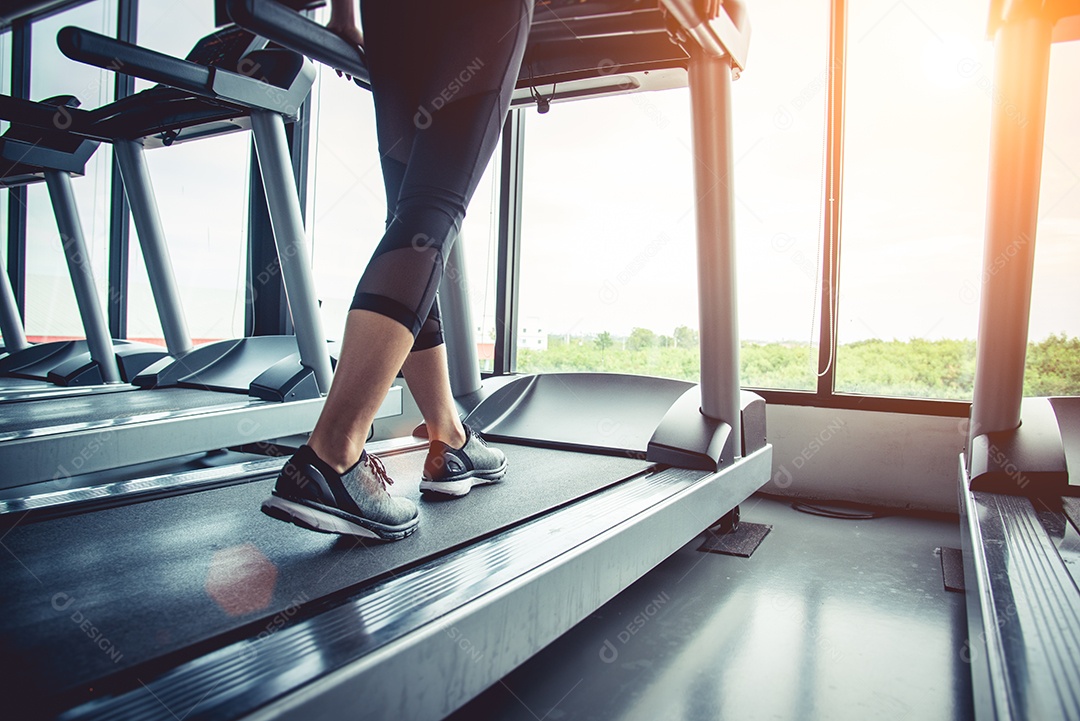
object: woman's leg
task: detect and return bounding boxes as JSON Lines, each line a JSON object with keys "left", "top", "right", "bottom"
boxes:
{"left": 266, "top": 0, "right": 532, "bottom": 537}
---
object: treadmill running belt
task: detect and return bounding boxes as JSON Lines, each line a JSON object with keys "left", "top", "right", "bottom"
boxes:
{"left": 0, "top": 443, "right": 651, "bottom": 712}
{"left": 0, "top": 387, "right": 246, "bottom": 434}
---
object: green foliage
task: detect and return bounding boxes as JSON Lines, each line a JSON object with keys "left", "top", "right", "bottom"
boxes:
{"left": 626, "top": 327, "right": 657, "bottom": 351}
{"left": 674, "top": 325, "right": 699, "bottom": 348}
{"left": 833, "top": 338, "right": 976, "bottom": 400}
{"left": 1024, "top": 333, "right": 1080, "bottom": 396}
{"left": 516, "top": 332, "right": 1080, "bottom": 399}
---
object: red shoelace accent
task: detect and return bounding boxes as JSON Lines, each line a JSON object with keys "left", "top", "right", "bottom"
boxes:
{"left": 364, "top": 452, "right": 394, "bottom": 488}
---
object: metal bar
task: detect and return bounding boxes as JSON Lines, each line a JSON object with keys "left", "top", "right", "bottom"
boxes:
{"left": 969, "top": 14, "right": 1052, "bottom": 445}
{"left": 43, "top": 170, "right": 121, "bottom": 382}
{"left": 494, "top": 110, "right": 525, "bottom": 376}
{"left": 113, "top": 139, "right": 193, "bottom": 356}
{"left": 441, "top": 230, "right": 482, "bottom": 397}
{"left": 6, "top": 20, "right": 30, "bottom": 315}
{"left": 248, "top": 108, "right": 332, "bottom": 394}
{"left": 816, "top": 0, "right": 846, "bottom": 397}
{"left": 687, "top": 47, "right": 740, "bottom": 452}
{"left": 106, "top": 0, "right": 136, "bottom": 339}
{"left": 0, "top": 243, "right": 27, "bottom": 350}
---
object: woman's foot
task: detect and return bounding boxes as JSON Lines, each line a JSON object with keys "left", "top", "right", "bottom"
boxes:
{"left": 420, "top": 425, "right": 508, "bottom": 497}
{"left": 262, "top": 445, "right": 419, "bottom": 540}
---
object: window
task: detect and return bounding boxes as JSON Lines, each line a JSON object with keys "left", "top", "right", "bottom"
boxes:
{"left": 24, "top": 0, "right": 116, "bottom": 340}
{"left": 516, "top": 0, "right": 828, "bottom": 389}
{"left": 125, "top": 0, "right": 248, "bottom": 343}
{"left": 1025, "top": 39, "right": 1080, "bottom": 396}
{"left": 732, "top": 0, "right": 829, "bottom": 391}
{"left": 517, "top": 92, "right": 700, "bottom": 380}
{"left": 834, "top": 0, "right": 992, "bottom": 400}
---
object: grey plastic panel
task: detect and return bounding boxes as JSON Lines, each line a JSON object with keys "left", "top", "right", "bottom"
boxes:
{"left": 1049, "top": 396, "right": 1080, "bottom": 491}
{"left": 465, "top": 372, "right": 693, "bottom": 454}
{"left": 969, "top": 397, "right": 1068, "bottom": 494}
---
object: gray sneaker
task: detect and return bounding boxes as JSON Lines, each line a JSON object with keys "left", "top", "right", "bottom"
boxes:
{"left": 420, "top": 425, "right": 507, "bottom": 497}
{"left": 262, "top": 445, "right": 419, "bottom": 540}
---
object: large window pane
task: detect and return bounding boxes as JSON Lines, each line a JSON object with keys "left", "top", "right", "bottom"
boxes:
{"left": 517, "top": 0, "right": 827, "bottom": 389}
{"left": 1025, "top": 40, "right": 1080, "bottom": 396}
{"left": 25, "top": 1, "right": 116, "bottom": 340}
{"left": 126, "top": 0, "right": 247, "bottom": 343}
{"left": 835, "top": 0, "right": 992, "bottom": 399}
{"left": 305, "top": 7, "right": 500, "bottom": 361}
{"left": 732, "top": 0, "right": 829, "bottom": 390}
{"left": 517, "top": 92, "right": 699, "bottom": 381}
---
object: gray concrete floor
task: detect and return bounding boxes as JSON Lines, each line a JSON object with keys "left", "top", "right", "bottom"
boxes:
{"left": 448, "top": 495, "right": 973, "bottom": 721}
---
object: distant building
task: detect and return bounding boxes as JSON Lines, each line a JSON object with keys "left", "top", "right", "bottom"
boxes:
{"left": 475, "top": 316, "right": 548, "bottom": 353}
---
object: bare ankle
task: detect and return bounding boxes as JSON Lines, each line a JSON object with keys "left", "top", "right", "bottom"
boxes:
{"left": 307, "top": 437, "right": 361, "bottom": 475}
{"left": 429, "top": 421, "right": 466, "bottom": 449}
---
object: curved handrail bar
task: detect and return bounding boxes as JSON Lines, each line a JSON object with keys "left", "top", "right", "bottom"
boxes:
{"left": 57, "top": 26, "right": 214, "bottom": 96}
{"left": 226, "top": 0, "right": 370, "bottom": 87}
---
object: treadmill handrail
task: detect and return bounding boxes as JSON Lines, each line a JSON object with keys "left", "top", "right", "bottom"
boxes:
{"left": 226, "top": 0, "right": 370, "bottom": 86}
{"left": 0, "top": 94, "right": 106, "bottom": 141}
{"left": 57, "top": 26, "right": 214, "bottom": 96}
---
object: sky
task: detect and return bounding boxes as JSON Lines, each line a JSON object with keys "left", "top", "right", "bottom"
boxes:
{"left": 4, "top": 0, "right": 1078, "bottom": 348}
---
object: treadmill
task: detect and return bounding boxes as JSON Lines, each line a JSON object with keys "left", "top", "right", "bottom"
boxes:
{"left": 0, "top": 2, "right": 769, "bottom": 719}
{"left": 0, "top": 94, "right": 168, "bottom": 400}
{"left": 958, "top": 2, "right": 1080, "bottom": 719}
{"left": 0, "top": 20, "right": 375, "bottom": 490}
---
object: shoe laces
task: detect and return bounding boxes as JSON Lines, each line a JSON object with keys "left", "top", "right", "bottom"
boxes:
{"left": 364, "top": 452, "right": 394, "bottom": 488}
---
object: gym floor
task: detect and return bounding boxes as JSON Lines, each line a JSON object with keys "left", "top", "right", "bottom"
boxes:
{"left": 448, "top": 495, "right": 973, "bottom": 721}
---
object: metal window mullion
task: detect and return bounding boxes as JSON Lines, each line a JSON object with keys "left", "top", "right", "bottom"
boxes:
{"left": 6, "top": 19, "right": 30, "bottom": 316}
{"left": 107, "top": 0, "right": 136, "bottom": 339}
{"left": 816, "top": 0, "right": 847, "bottom": 398}
{"left": 494, "top": 109, "right": 524, "bottom": 376}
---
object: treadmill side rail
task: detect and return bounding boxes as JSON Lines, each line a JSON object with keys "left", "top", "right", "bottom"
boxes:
{"left": 959, "top": 458, "right": 1080, "bottom": 721}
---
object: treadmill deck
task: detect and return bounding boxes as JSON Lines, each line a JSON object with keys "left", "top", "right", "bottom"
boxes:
{"left": 0, "top": 442, "right": 652, "bottom": 712}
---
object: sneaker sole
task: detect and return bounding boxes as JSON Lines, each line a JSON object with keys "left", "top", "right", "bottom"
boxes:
{"left": 420, "top": 463, "right": 508, "bottom": 497}
{"left": 261, "top": 496, "right": 418, "bottom": 541}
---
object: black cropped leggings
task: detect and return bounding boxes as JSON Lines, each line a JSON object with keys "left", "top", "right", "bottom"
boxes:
{"left": 352, "top": 0, "right": 533, "bottom": 351}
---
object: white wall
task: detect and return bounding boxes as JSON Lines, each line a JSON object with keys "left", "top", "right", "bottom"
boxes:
{"left": 762, "top": 405, "right": 968, "bottom": 513}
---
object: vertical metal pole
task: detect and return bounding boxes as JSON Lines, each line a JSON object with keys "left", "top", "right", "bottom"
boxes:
{"left": 0, "top": 245, "right": 27, "bottom": 350}
{"left": 249, "top": 109, "right": 333, "bottom": 394}
{"left": 7, "top": 19, "right": 30, "bottom": 315}
{"left": 44, "top": 170, "right": 121, "bottom": 382}
{"left": 495, "top": 110, "right": 525, "bottom": 376}
{"left": 113, "top": 139, "right": 193, "bottom": 356}
{"left": 969, "top": 16, "right": 1052, "bottom": 447}
{"left": 817, "top": 0, "right": 846, "bottom": 396}
{"left": 107, "top": 0, "right": 137, "bottom": 339}
{"left": 688, "top": 47, "right": 741, "bottom": 454}
{"left": 441, "top": 231, "right": 482, "bottom": 397}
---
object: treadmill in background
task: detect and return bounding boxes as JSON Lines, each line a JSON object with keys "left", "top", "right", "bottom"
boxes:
{"left": 0, "top": 94, "right": 167, "bottom": 400}
{"left": 0, "top": 17, "right": 361, "bottom": 492}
